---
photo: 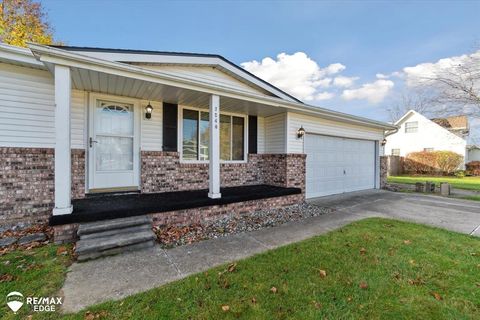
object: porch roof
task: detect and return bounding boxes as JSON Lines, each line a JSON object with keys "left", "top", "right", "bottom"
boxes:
{"left": 49, "top": 185, "right": 301, "bottom": 226}
{"left": 27, "top": 43, "right": 397, "bottom": 129}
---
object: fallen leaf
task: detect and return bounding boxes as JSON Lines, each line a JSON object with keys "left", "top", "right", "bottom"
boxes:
{"left": 0, "top": 273, "right": 14, "bottom": 282}
{"left": 84, "top": 311, "right": 95, "bottom": 320}
{"left": 360, "top": 248, "right": 367, "bottom": 255}
{"left": 409, "top": 259, "right": 416, "bottom": 265}
{"left": 270, "top": 286, "right": 278, "bottom": 294}
{"left": 312, "top": 301, "right": 322, "bottom": 309}
{"left": 251, "top": 297, "right": 257, "bottom": 304}
{"left": 347, "top": 296, "right": 353, "bottom": 302}
{"left": 392, "top": 271, "right": 401, "bottom": 280}
{"left": 227, "top": 263, "right": 237, "bottom": 273}
{"left": 56, "top": 246, "right": 68, "bottom": 255}
{"left": 319, "top": 269, "right": 327, "bottom": 278}
{"left": 359, "top": 281, "right": 368, "bottom": 289}
{"left": 221, "top": 305, "right": 230, "bottom": 312}
{"left": 475, "top": 283, "right": 480, "bottom": 288}
{"left": 403, "top": 240, "right": 412, "bottom": 245}
{"left": 432, "top": 292, "right": 442, "bottom": 301}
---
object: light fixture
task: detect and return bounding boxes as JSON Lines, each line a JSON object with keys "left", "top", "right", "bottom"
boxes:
{"left": 145, "top": 102, "right": 153, "bottom": 119}
{"left": 381, "top": 138, "right": 387, "bottom": 146}
{"left": 297, "top": 126, "right": 306, "bottom": 139}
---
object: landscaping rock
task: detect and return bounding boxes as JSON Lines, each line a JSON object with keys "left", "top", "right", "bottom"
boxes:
{"left": 0, "top": 237, "right": 18, "bottom": 248}
{"left": 17, "top": 233, "right": 46, "bottom": 245}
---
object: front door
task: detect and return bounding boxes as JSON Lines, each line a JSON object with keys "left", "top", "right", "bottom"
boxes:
{"left": 88, "top": 98, "right": 139, "bottom": 191}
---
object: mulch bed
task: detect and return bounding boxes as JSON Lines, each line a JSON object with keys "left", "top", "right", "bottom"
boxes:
{"left": 153, "top": 203, "right": 334, "bottom": 248}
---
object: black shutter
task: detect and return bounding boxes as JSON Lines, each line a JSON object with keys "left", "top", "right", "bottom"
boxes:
{"left": 248, "top": 115, "right": 257, "bottom": 154}
{"left": 162, "top": 103, "right": 178, "bottom": 152}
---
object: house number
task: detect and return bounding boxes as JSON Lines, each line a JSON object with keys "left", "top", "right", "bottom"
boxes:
{"left": 214, "top": 106, "right": 218, "bottom": 129}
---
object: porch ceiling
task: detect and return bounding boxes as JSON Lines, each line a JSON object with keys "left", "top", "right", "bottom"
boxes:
{"left": 71, "top": 66, "right": 287, "bottom": 117}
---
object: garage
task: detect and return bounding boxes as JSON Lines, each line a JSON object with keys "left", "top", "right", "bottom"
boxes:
{"left": 305, "top": 134, "right": 377, "bottom": 198}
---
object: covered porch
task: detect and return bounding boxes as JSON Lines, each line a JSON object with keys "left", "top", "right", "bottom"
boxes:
{"left": 28, "top": 44, "right": 308, "bottom": 222}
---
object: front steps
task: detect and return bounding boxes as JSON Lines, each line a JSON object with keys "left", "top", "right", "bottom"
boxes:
{"left": 75, "top": 215, "right": 156, "bottom": 261}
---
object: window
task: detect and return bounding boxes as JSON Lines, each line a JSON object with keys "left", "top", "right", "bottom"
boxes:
{"left": 424, "top": 148, "right": 434, "bottom": 152}
{"left": 182, "top": 108, "right": 245, "bottom": 161}
{"left": 405, "top": 121, "right": 418, "bottom": 133}
{"left": 391, "top": 149, "right": 400, "bottom": 156}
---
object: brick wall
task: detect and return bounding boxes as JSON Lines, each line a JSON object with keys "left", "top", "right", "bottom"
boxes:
{"left": 0, "top": 147, "right": 85, "bottom": 227}
{"left": 380, "top": 156, "right": 388, "bottom": 189}
{"left": 141, "top": 152, "right": 306, "bottom": 194}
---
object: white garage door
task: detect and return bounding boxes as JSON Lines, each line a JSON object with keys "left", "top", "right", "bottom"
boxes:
{"left": 305, "top": 134, "right": 376, "bottom": 198}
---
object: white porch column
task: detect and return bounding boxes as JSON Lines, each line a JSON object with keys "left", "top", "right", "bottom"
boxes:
{"left": 52, "top": 65, "right": 73, "bottom": 215}
{"left": 208, "top": 94, "right": 221, "bottom": 199}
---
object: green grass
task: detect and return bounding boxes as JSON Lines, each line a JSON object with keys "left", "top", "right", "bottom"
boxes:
{"left": 26, "top": 218, "right": 479, "bottom": 320}
{"left": 459, "top": 195, "right": 480, "bottom": 201}
{"left": 0, "top": 244, "right": 73, "bottom": 319}
{"left": 388, "top": 176, "right": 480, "bottom": 191}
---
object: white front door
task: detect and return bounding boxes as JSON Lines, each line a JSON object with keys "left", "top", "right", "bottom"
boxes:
{"left": 88, "top": 97, "right": 140, "bottom": 190}
{"left": 305, "top": 134, "right": 376, "bottom": 198}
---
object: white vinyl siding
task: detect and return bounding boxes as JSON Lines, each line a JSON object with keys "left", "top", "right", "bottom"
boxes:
{"left": 140, "top": 100, "right": 162, "bottom": 151}
{"left": 287, "top": 112, "right": 384, "bottom": 153}
{"left": 135, "top": 65, "right": 272, "bottom": 97}
{"left": 257, "top": 116, "right": 265, "bottom": 154}
{"left": 264, "top": 113, "right": 286, "bottom": 153}
{"left": 0, "top": 63, "right": 88, "bottom": 149}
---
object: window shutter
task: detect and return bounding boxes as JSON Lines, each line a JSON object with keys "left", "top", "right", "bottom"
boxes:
{"left": 248, "top": 115, "right": 257, "bottom": 154}
{"left": 162, "top": 103, "right": 178, "bottom": 151}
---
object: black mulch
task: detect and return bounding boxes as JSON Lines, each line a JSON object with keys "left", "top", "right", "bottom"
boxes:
{"left": 49, "top": 184, "right": 301, "bottom": 226}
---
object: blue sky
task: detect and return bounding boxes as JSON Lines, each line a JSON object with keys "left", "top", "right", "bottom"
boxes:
{"left": 42, "top": 0, "right": 480, "bottom": 128}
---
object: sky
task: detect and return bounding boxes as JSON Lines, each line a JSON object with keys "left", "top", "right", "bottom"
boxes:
{"left": 41, "top": 0, "right": 480, "bottom": 139}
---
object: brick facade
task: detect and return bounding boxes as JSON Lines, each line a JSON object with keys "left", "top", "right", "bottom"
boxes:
{"left": 0, "top": 147, "right": 85, "bottom": 227}
{"left": 53, "top": 193, "right": 303, "bottom": 243}
{"left": 380, "top": 156, "right": 388, "bottom": 189}
{"left": 141, "top": 152, "right": 306, "bottom": 194}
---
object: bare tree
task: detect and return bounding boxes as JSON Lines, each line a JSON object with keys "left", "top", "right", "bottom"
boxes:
{"left": 386, "top": 89, "right": 432, "bottom": 122}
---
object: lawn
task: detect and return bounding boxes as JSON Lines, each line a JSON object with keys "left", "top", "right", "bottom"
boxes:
{"left": 10, "top": 218, "right": 474, "bottom": 320}
{"left": 387, "top": 175, "right": 480, "bottom": 191}
{"left": 0, "top": 244, "right": 73, "bottom": 320}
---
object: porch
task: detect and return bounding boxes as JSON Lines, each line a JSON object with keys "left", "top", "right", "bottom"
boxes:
{"left": 50, "top": 184, "right": 301, "bottom": 226}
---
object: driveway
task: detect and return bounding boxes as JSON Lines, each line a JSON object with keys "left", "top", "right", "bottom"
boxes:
{"left": 308, "top": 190, "right": 480, "bottom": 236}
{"left": 61, "top": 190, "right": 480, "bottom": 313}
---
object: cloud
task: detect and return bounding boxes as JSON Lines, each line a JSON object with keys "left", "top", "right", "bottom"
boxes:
{"left": 241, "top": 52, "right": 344, "bottom": 101}
{"left": 315, "top": 92, "right": 335, "bottom": 100}
{"left": 333, "top": 76, "right": 358, "bottom": 87}
{"left": 402, "top": 50, "right": 480, "bottom": 87}
{"left": 341, "top": 79, "right": 394, "bottom": 104}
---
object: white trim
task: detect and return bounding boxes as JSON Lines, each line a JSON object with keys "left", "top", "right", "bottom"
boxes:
{"left": 87, "top": 92, "right": 141, "bottom": 191}
{"left": 178, "top": 104, "right": 248, "bottom": 164}
{"left": 0, "top": 43, "right": 45, "bottom": 68}
{"left": 208, "top": 95, "right": 221, "bottom": 199}
{"left": 53, "top": 65, "right": 72, "bottom": 215}
{"left": 28, "top": 43, "right": 396, "bottom": 131}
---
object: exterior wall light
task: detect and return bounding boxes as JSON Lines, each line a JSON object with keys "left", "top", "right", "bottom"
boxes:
{"left": 145, "top": 102, "right": 153, "bottom": 119}
{"left": 381, "top": 138, "right": 387, "bottom": 146}
{"left": 297, "top": 126, "right": 306, "bottom": 139}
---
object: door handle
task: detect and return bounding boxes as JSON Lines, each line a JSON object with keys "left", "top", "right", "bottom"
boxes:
{"left": 89, "top": 137, "right": 98, "bottom": 148}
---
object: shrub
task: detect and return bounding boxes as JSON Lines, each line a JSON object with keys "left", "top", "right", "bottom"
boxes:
{"left": 454, "top": 170, "right": 465, "bottom": 178}
{"left": 466, "top": 161, "right": 480, "bottom": 176}
{"left": 404, "top": 151, "right": 463, "bottom": 175}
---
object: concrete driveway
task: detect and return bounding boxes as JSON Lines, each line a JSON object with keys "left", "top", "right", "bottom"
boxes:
{"left": 61, "top": 190, "right": 479, "bottom": 313}
{"left": 308, "top": 190, "right": 480, "bottom": 236}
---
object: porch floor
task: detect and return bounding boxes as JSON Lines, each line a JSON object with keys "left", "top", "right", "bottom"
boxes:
{"left": 49, "top": 184, "right": 301, "bottom": 226}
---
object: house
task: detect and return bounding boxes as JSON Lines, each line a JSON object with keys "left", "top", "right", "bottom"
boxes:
{"left": 0, "top": 43, "right": 395, "bottom": 244}
{"left": 384, "top": 110, "right": 468, "bottom": 162}
{"left": 467, "top": 145, "right": 480, "bottom": 162}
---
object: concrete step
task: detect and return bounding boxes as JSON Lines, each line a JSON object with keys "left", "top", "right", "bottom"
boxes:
{"left": 77, "top": 215, "right": 151, "bottom": 236}
{"left": 76, "top": 230, "right": 156, "bottom": 255}
{"left": 80, "top": 224, "right": 153, "bottom": 240}
{"left": 77, "top": 240, "right": 155, "bottom": 262}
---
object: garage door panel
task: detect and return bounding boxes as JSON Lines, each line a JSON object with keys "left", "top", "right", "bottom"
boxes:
{"left": 306, "top": 134, "right": 376, "bottom": 198}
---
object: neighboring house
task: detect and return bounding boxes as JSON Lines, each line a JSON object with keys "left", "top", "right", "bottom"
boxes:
{"left": 384, "top": 110, "right": 468, "bottom": 163}
{"left": 0, "top": 43, "right": 395, "bottom": 243}
{"left": 467, "top": 145, "right": 480, "bottom": 162}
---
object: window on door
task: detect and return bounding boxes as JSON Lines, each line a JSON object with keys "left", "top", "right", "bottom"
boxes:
{"left": 391, "top": 149, "right": 400, "bottom": 156}
{"left": 182, "top": 108, "right": 245, "bottom": 161}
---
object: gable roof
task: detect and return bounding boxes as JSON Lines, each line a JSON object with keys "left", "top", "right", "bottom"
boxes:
{"left": 431, "top": 115, "right": 469, "bottom": 130}
{"left": 48, "top": 45, "right": 303, "bottom": 104}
